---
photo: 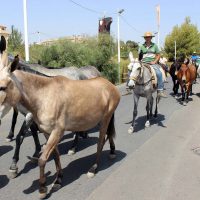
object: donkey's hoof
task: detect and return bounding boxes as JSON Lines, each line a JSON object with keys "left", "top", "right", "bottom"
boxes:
{"left": 5, "top": 137, "right": 13, "bottom": 142}
{"left": 87, "top": 172, "right": 95, "bottom": 178}
{"left": 128, "top": 126, "right": 134, "bottom": 134}
{"left": 27, "top": 156, "right": 38, "bottom": 163}
{"left": 39, "top": 187, "right": 48, "bottom": 199}
{"left": 51, "top": 183, "right": 62, "bottom": 191}
{"left": 9, "top": 171, "right": 18, "bottom": 179}
{"left": 145, "top": 121, "right": 150, "bottom": 128}
{"left": 39, "top": 192, "right": 47, "bottom": 200}
{"left": 68, "top": 149, "right": 75, "bottom": 156}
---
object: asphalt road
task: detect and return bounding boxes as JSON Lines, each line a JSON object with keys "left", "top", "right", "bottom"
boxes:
{"left": 0, "top": 76, "right": 197, "bottom": 200}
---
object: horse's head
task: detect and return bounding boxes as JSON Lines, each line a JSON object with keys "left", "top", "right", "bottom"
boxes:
{"left": 128, "top": 61, "right": 143, "bottom": 88}
{"left": 177, "top": 63, "right": 190, "bottom": 84}
{"left": 0, "top": 55, "right": 20, "bottom": 120}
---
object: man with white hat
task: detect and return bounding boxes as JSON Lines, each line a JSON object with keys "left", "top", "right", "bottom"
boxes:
{"left": 138, "top": 31, "right": 167, "bottom": 98}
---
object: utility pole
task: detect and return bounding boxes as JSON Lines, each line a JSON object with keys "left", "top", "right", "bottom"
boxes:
{"left": 175, "top": 40, "right": 176, "bottom": 61}
{"left": 117, "top": 9, "right": 124, "bottom": 83}
{"left": 23, "top": 0, "right": 29, "bottom": 62}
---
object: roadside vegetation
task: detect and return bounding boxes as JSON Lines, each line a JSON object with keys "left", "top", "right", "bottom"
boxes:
{"left": 7, "top": 17, "right": 200, "bottom": 83}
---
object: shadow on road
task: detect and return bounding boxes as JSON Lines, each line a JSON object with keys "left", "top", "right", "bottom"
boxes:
{"left": 0, "top": 145, "right": 13, "bottom": 157}
{"left": 125, "top": 114, "right": 166, "bottom": 132}
{"left": 23, "top": 150, "right": 126, "bottom": 198}
{"left": 0, "top": 175, "right": 10, "bottom": 189}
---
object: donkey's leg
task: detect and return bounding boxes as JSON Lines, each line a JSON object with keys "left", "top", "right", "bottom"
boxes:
{"left": 68, "top": 132, "right": 79, "bottom": 155}
{"left": 38, "top": 129, "right": 63, "bottom": 199}
{"left": 87, "top": 116, "right": 112, "bottom": 178}
{"left": 9, "top": 113, "right": 33, "bottom": 178}
{"left": 27, "top": 122, "right": 41, "bottom": 163}
{"left": 51, "top": 147, "right": 63, "bottom": 191}
{"left": 6, "top": 108, "right": 18, "bottom": 142}
{"left": 128, "top": 94, "right": 139, "bottom": 134}
{"left": 107, "top": 115, "right": 116, "bottom": 159}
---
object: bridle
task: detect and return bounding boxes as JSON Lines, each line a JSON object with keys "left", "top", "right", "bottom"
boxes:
{"left": 130, "top": 62, "right": 154, "bottom": 86}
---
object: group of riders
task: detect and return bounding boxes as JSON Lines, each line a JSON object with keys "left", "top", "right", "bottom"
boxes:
{"left": 126, "top": 31, "right": 200, "bottom": 97}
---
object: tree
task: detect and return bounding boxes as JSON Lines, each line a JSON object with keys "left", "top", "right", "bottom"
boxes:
{"left": 7, "top": 26, "right": 24, "bottom": 58}
{"left": 164, "top": 17, "right": 200, "bottom": 61}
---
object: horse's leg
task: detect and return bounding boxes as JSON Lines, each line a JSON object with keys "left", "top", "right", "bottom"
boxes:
{"left": 27, "top": 122, "right": 41, "bottom": 163}
{"left": 9, "top": 113, "right": 33, "bottom": 178}
{"left": 67, "top": 132, "right": 79, "bottom": 155}
{"left": 154, "top": 95, "right": 159, "bottom": 118}
{"left": 145, "top": 96, "right": 151, "bottom": 127}
{"left": 38, "top": 129, "right": 63, "bottom": 199}
{"left": 128, "top": 94, "right": 139, "bottom": 134}
{"left": 150, "top": 96, "right": 154, "bottom": 118}
{"left": 87, "top": 115, "right": 113, "bottom": 178}
{"left": 6, "top": 108, "right": 18, "bottom": 142}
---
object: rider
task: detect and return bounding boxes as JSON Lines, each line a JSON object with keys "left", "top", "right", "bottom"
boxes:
{"left": 138, "top": 31, "right": 167, "bottom": 98}
{"left": 191, "top": 51, "right": 199, "bottom": 65}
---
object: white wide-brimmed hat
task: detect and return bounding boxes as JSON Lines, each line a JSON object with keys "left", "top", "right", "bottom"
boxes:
{"left": 143, "top": 32, "right": 155, "bottom": 38}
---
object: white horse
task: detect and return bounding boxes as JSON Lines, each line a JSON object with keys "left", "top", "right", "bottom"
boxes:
{"left": 127, "top": 55, "right": 159, "bottom": 134}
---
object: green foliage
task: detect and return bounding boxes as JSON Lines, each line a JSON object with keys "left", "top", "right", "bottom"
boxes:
{"left": 164, "top": 17, "right": 200, "bottom": 61}
{"left": 7, "top": 26, "right": 25, "bottom": 58}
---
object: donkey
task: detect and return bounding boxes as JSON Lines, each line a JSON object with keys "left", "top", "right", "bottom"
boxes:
{"left": 0, "top": 58, "right": 120, "bottom": 199}
{"left": 5, "top": 56, "right": 101, "bottom": 177}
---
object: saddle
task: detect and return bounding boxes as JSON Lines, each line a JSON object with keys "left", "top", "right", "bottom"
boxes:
{"left": 143, "top": 63, "right": 166, "bottom": 88}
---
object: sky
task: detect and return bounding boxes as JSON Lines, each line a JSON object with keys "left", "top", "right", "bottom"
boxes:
{"left": 1, "top": 0, "right": 199, "bottom": 48}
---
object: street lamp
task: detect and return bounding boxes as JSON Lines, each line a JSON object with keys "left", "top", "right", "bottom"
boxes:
{"left": 23, "top": 0, "right": 29, "bottom": 62}
{"left": 117, "top": 9, "right": 124, "bottom": 83}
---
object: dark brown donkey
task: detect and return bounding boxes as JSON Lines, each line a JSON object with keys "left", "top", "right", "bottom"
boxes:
{"left": 0, "top": 57, "right": 120, "bottom": 199}
{"left": 177, "top": 59, "right": 196, "bottom": 105}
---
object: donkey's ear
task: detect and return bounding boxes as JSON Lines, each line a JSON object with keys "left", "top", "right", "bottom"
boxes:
{"left": 0, "top": 36, "right": 6, "bottom": 53}
{"left": 10, "top": 55, "right": 20, "bottom": 72}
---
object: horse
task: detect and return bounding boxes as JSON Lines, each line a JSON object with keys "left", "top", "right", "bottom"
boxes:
{"left": 127, "top": 60, "right": 159, "bottom": 134}
{"left": 169, "top": 60, "right": 181, "bottom": 97}
{"left": 5, "top": 55, "right": 101, "bottom": 178}
{"left": 177, "top": 58, "right": 196, "bottom": 105}
{"left": 0, "top": 57, "right": 120, "bottom": 199}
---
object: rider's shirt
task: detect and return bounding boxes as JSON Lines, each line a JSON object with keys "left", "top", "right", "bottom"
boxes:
{"left": 191, "top": 55, "right": 198, "bottom": 62}
{"left": 139, "top": 42, "right": 160, "bottom": 63}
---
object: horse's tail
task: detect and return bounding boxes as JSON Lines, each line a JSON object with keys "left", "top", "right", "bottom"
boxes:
{"left": 106, "top": 113, "right": 116, "bottom": 140}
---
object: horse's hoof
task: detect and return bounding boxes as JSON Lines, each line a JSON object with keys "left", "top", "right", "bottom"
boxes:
{"left": 109, "top": 153, "right": 116, "bottom": 159}
{"left": 27, "top": 156, "right": 38, "bottom": 163}
{"left": 128, "top": 126, "right": 134, "bottom": 134}
{"left": 183, "top": 102, "right": 187, "bottom": 106}
{"left": 67, "top": 149, "right": 75, "bottom": 156}
{"left": 87, "top": 172, "right": 95, "bottom": 178}
{"left": 175, "top": 95, "right": 178, "bottom": 99}
{"left": 145, "top": 121, "right": 150, "bottom": 128}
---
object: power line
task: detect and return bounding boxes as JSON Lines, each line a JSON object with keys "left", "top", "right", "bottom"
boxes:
{"left": 69, "top": 0, "right": 102, "bottom": 15}
{"left": 120, "top": 15, "right": 142, "bottom": 35}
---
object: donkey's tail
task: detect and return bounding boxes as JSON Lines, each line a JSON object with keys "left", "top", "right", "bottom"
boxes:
{"left": 106, "top": 113, "right": 116, "bottom": 140}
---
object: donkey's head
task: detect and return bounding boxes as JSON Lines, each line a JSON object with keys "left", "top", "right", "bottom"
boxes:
{"left": 0, "top": 55, "right": 20, "bottom": 119}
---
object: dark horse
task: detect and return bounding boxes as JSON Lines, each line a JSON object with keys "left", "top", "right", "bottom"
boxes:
{"left": 177, "top": 58, "right": 196, "bottom": 105}
{"left": 169, "top": 59, "right": 181, "bottom": 97}
{"left": 5, "top": 55, "right": 101, "bottom": 178}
